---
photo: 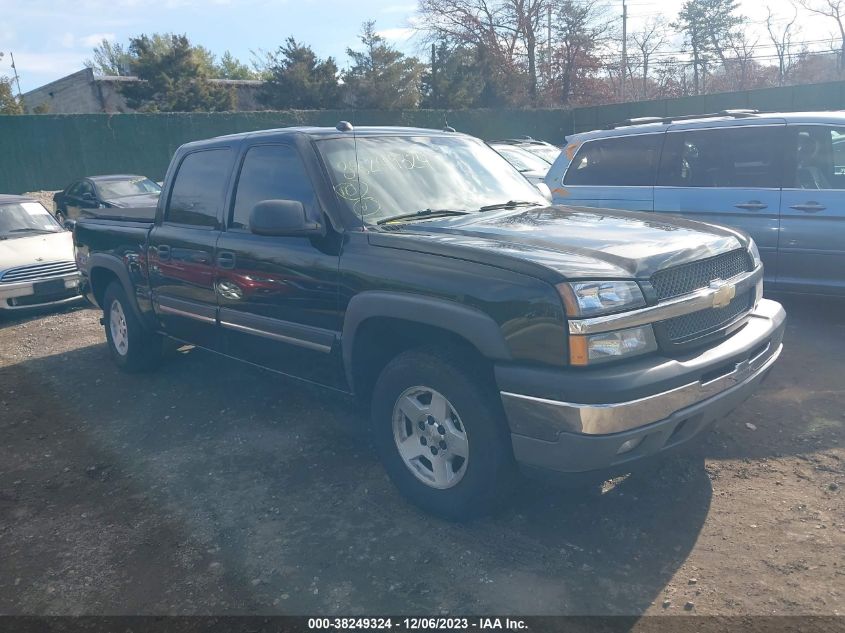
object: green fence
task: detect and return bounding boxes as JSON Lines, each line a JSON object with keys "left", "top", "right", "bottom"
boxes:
{"left": 0, "top": 109, "right": 572, "bottom": 193}
{"left": 3, "top": 79, "right": 845, "bottom": 193}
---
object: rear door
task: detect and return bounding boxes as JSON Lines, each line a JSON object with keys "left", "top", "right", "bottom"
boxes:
{"left": 778, "top": 124, "right": 845, "bottom": 295}
{"left": 653, "top": 123, "right": 784, "bottom": 283}
{"left": 148, "top": 147, "right": 235, "bottom": 348}
{"left": 555, "top": 132, "right": 663, "bottom": 211}
{"left": 215, "top": 142, "right": 344, "bottom": 387}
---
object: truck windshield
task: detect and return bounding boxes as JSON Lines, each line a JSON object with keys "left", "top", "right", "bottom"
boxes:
{"left": 316, "top": 135, "right": 547, "bottom": 224}
{"left": 0, "top": 202, "right": 63, "bottom": 239}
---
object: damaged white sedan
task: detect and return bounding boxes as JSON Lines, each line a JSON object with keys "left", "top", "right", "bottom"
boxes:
{"left": 0, "top": 195, "right": 83, "bottom": 311}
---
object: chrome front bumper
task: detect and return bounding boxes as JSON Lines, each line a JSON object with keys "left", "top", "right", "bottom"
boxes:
{"left": 0, "top": 273, "right": 83, "bottom": 310}
{"left": 500, "top": 298, "right": 786, "bottom": 475}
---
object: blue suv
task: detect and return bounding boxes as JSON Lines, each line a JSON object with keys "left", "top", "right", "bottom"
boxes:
{"left": 545, "top": 111, "right": 845, "bottom": 296}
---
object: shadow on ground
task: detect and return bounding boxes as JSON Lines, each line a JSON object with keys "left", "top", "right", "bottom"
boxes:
{"left": 1, "top": 337, "right": 711, "bottom": 616}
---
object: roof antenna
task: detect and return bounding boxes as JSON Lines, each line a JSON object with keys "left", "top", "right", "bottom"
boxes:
{"left": 443, "top": 112, "right": 455, "bottom": 133}
{"left": 336, "top": 120, "right": 354, "bottom": 132}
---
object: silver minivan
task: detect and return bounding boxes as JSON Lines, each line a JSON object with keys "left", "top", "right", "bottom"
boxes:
{"left": 545, "top": 111, "right": 845, "bottom": 296}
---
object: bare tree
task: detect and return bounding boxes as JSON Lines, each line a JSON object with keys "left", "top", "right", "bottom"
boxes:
{"left": 417, "top": 0, "right": 522, "bottom": 105}
{"left": 797, "top": 0, "right": 845, "bottom": 71}
{"left": 724, "top": 30, "right": 758, "bottom": 89}
{"left": 630, "top": 17, "right": 669, "bottom": 99}
{"left": 767, "top": 5, "right": 799, "bottom": 85}
{"left": 549, "top": 0, "right": 611, "bottom": 105}
{"left": 505, "top": 0, "right": 547, "bottom": 105}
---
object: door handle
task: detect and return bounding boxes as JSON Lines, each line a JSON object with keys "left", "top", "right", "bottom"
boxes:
{"left": 157, "top": 245, "right": 171, "bottom": 261}
{"left": 734, "top": 201, "right": 768, "bottom": 211}
{"left": 217, "top": 251, "right": 236, "bottom": 269}
{"left": 789, "top": 202, "right": 826, "bottom": 213}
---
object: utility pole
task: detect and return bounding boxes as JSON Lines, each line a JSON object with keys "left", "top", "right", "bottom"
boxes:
{"left": 621, "top": 0, "right": 627, "bottom": 102}
{"left": 547, "top": 3, "right": 552, "bottom": 84}
{"left": 431, "top": 43, "right": 438, "bottom": 108}
{"left": 9, "top": 51, "right": 23, "bottom": 98}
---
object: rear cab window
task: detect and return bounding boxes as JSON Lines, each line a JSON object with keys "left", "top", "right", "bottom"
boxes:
{"left": 563, "top": 133, "right": 663, "bottom": 187}
{"left": 166, "top": 148, "right": 233, "bottom": 228}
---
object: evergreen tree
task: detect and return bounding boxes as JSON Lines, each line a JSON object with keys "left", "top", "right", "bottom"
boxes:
{"left": 421, "top": 42, "right": 485, "bottom": 109}
{"left": 217, "top": 51, "right": 258, "bottom": 80}
{"left": 258, "top": 38, "right": 341, "bottom": 109}
{"left": 120, "top": 34, "right": 236, "bottom": 112}
{"left": 343, "top": 22, "right": 424, "bottom": 110}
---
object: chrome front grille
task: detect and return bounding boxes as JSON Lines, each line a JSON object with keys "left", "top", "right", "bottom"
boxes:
{"left": 0, "top": 261, "right": 78, "bottom": 284}
{"left": 651, "top": 249, "right": 753, "bottom": 301}
{"left": 664, "top": 290, "right": 754, "bottom": 343}
{"left": 652, "top": 249, "right": 755, "bottom": 346}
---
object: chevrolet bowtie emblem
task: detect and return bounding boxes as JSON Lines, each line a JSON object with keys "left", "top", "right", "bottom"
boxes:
{"left": 710, "top": 281, "right": 736, "bottom": 309}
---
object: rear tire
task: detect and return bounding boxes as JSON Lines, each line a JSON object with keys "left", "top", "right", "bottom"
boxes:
{"left": 103, "top": 281, "right": 162, "bottom": 372}
{"left": 371, "top": 348, "right": 515, "bottom": 520}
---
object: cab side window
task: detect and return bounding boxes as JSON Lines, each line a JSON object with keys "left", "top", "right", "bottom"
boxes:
{"left": 564, "top": 133, "right": 663, "bottom": 187}
{"left": 786, "top": 126, "right": 845, "bottom": 190}
{"left": 658, "top": 126, "right": 782, "bottom": 189}
{"left": 230, "top": 144, "right": 317, "bottom": 231}
{"left": 166, "top": 148, "right": 233, "bottom": 228}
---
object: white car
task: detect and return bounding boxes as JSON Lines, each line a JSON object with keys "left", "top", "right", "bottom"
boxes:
{"left": 0, "top": 195, "right": 83, "bottom": 311}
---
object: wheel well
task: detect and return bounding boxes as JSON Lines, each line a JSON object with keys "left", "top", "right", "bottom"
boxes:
{"left": 89, "top": 267, "right": 119, "bottom": 309}
{"left": 350, "top": 317, "right": 494, "bottom": 403}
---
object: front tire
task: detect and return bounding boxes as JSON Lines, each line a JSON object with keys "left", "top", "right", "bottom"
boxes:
{"left": 103, "top": 281, "right": 162, "bottom": 372}
{"left": 371, "top": 348, "right": 515, "bottom": 520}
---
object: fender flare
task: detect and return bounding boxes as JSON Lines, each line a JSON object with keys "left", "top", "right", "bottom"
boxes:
{"left": 87, "top": 253, "right": 148, "bottom": 327}
{"left": 341, "top": 291, "right": 512, "bottom": 390}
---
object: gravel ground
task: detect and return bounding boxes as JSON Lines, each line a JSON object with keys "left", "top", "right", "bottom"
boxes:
{"left": 0, "top": 295, "right": 842, "bottom": 616}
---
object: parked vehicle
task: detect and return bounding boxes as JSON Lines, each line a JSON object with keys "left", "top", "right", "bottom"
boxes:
{"left": 493, "top": 137, "right": 562, "bottom": 164}
{"left": 54, "top": 175, "right": 161, "bottom": 226}
{"left": 546, "top": 110, "right": 845, "bottom": 296}
{"left": 74, "top": 125, "right": 785, "bottom": 519}
{"left": 0, "top": 195, "right": 82, "bottom": 311}
{"left": 489, "top": 142, "right": 552, "bottom": 186}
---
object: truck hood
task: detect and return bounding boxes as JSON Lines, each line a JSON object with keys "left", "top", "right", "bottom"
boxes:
{"left": 371, "top": 205, "right": 748, "bottom": 279}
{"left": 0, "top": 231, "right": 75, "bottom": 271}
{"left": 103, "top": 192, "right": 160, "bottom": 209}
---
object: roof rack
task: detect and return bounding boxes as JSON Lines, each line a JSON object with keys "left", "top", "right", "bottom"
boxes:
{"left": 604, "top": 109, "right": 760, "bottom": 130}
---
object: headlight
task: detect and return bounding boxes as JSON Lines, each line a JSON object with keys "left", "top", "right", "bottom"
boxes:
{"left": 557, "top": 280, "right": 646, "bottom": 318}
{"left": 748, "top": 239, "right": 762, "bottom": 268}
{"left": 570, "top": 325, "right": 658, "bottom": 366}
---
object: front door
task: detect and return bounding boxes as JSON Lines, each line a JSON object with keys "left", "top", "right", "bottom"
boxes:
{"left": 215, "top": 143, "right": 344, "bottom": 387}
{"left": 654, "top": 124, "right": 784, "bottom": 283}
{"left": 778, "top": 124, "right": 845, "bottom": 296}
{"left": 148, "top": 147, "right": 235, "bottom": 348}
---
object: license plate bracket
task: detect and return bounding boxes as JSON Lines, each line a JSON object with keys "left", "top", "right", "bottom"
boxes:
{"left": 33, "top": 279, "right": 67, "bottom": 296}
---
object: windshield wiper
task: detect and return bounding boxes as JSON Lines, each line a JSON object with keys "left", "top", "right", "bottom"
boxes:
{"left": 376, "top": 209, "right": 470, "bottom": 225}
{"left": 479, "top": 200, "right": 542, "bottom": 212}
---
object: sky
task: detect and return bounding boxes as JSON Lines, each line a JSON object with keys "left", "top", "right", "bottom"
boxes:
{"left": 0, "top": 0, "right": 835, "bottom": 93}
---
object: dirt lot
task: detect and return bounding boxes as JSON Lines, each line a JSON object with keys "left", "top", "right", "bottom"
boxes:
{"left": 0, "top": 295, "right": 842, "bottom": 616}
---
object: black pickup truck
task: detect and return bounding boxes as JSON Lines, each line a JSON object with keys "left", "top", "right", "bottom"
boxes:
{"left": 74, "top": 125, "right": 786, "bottom": 519}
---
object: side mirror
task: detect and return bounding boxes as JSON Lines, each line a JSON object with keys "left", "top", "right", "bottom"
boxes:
{"left": 249, "top": 200, "right": 322, "bottom": 237}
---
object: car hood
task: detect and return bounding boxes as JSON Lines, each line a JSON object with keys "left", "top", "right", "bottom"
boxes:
{"left": 0, "top": 231, "right": 75, "bottom": 271}
{"left": 371, "top": 205, "right": 748, "bottom": 280}
{"left": 103, "top": 192, "right": 160, "bottom": 208}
